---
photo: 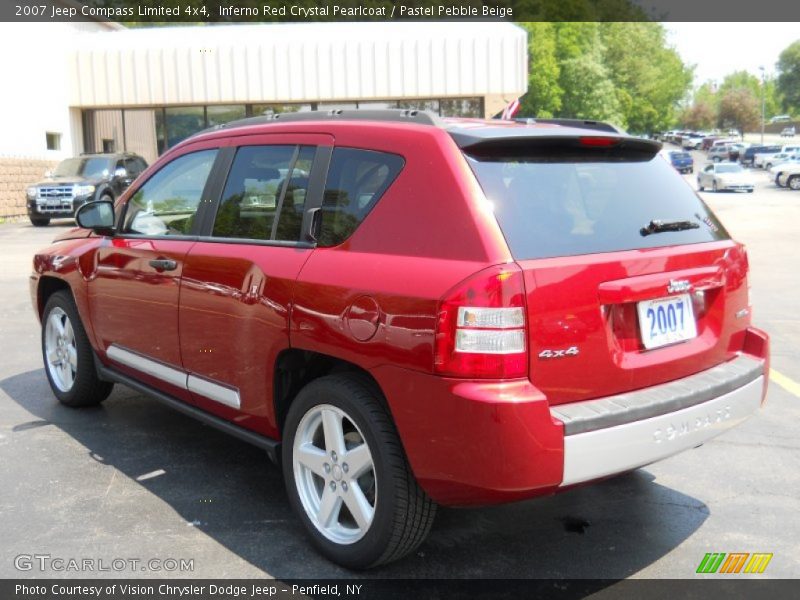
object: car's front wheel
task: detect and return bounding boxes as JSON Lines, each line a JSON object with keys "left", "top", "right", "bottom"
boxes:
{"left": 42, "top": 291, "right": 113, "bottom": 407}
{"left": 30, "top": 217, "right": 50, "bottom": 227}
{"left": 282, "top": 374, "right": 436, "bottom": 569}
{"left": 788, "top": 175, "right": 800, "bottom": 191}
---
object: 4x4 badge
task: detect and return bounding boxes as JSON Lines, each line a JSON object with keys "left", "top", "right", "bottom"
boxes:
{"left": 538, "top": 346, "right": 579, "bottom": 360}
{"left": 667, "top": 279, "right": 692, "bottom": 294}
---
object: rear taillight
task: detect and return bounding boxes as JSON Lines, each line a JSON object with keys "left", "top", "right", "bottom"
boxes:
{"left": 434, "top": 264, "right": 528, "bottom": 378}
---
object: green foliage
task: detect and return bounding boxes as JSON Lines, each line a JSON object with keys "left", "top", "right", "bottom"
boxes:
{"left": 777, "top": 40, "right": 800, "bottom": 115}
{"left": 718, "top": 88, "right": 760, "bottom": 134}
{"left": 518, "top": 22, "right": 692, "bottom": 132}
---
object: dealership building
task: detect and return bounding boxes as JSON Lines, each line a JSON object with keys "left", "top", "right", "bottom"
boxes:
{"left": 0, "top": 19, "right": 527, "bottom": 217}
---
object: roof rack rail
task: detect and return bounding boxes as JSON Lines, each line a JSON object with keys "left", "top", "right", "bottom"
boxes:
{"left": 207, "top": 109, "right": 441, "bottom": 133}
{"left": 513, "top": 117, "right": 624, "bottom": 134}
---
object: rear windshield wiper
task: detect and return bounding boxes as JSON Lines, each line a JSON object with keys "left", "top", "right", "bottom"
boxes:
{"left": 640, "top": 219, "right": 700, "bottom": 236}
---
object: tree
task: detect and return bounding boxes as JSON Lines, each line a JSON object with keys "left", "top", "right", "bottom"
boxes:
{"left": 680, "top": 100, "right": 716, "bottom": 130}
{"left": 718, "top": 88, "right": 760, "bottom": 135}
{"left": 777, "top": 40, "right": 800, "bottom": 114}
{"left": 518, "top": 23, "right": 562, "bottom": 118}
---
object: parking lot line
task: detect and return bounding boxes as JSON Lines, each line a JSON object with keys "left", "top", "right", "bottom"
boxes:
{"left": 770, "top": 368, "right": 800, "bottom": 398}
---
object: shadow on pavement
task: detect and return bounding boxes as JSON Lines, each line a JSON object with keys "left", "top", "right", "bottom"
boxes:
{"left": 1, "top": 369, "right": 708, "bottom": 579}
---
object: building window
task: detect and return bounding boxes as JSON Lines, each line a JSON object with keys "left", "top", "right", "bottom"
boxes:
{"left": 102, "top": 139, "right": 115, "bottom": 153}
{"left": 46, "top": 132, "right": 61, "bottom": 151}
{"left": 164, "top": 106, "right": 206, "bottom": 148}
{"left": 439, "top": 98, "right": 483, "bottom": 118}
{"left": 250, "top": 104, "right": 314, "bottom": 116}
{"left": 206, "top": 105, "right": 246, "bottom": 127}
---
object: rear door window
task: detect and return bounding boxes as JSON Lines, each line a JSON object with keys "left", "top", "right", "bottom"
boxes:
{"left": 212, "top": 145, "right": 315, "bottom": 242}
{"left": 466, "top": 150, "right": 729, "bottom": 260}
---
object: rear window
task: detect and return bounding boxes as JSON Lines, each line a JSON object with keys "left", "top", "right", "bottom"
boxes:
{"left": 670, "top": 152, "right": 690, "bottom": 159}
{"left": 466, "top": 151, "right": 729, "bottom": 260}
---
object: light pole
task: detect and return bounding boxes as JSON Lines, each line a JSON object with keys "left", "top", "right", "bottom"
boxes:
{"left": 759, "top": 66, "right": 766, "bottom": 145}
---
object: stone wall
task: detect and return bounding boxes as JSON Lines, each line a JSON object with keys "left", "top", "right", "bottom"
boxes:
{"left": 0, "top": 158, "right": 59, "bottom": 218}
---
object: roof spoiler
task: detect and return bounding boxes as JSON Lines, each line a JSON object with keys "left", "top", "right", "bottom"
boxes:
{"left": 513, "top": 117, "right": 625, "bottom": 135}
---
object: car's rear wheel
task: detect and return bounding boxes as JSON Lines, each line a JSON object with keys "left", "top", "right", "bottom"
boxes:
{"left": 789, "top": 175, "right": 800, "bottom": 191}
{"left": 282, "top": 374, "right": 436, "bottom": 569}
{"left": 30, "top": 217, "right": 50, "bottom": 227}
{"left": 42, "top": 291, "right": 113, "bottom": 407}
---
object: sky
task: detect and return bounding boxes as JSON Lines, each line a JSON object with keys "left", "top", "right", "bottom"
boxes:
{"left": 665, "top": 23, "right": 799, "bottom": 88}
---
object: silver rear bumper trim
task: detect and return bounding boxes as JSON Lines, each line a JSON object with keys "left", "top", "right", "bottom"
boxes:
{"left": 560, "top": 376, "right": 763, "bottom": 486}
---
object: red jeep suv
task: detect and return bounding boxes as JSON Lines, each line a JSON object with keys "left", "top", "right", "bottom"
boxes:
{"left": 30, "top": 110, "right": 769, "bottom": 568}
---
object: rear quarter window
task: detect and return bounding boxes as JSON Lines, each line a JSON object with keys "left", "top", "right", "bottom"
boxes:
{"left": 317, "top": 148, "right": 404, "bottom": 247}
{"left": 467, "top": 152, "right": 729, "bottom": 260}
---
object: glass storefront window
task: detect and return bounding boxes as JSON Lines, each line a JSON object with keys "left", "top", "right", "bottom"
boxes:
{"left": 251, "top": 104, "right": 313, "bottom": 116}
{"left": 207, "top": 105, "right": 246, "bottom": 127}
{"left": 397, "top": 99, "right": 440, "bottom": 113}
{"left": 165, "top": 106, "right": 205, "bottom": 147}
{"left": 439, "top": 98, "right": 483, "bottom": 118}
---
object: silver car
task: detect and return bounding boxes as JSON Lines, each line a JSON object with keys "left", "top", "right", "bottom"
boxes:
{"left": 697, "top": 162, "right": 755, "bottom": 193}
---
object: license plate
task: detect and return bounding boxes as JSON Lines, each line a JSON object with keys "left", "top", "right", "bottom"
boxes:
{"left": 46, "top": 198, "right": 61, "bottom": 206}
{"left": 637, "top": 293, "right": 697, "bottom": 350}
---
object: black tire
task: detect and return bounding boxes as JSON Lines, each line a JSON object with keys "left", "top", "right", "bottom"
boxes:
{"left": 282, "top": 374, "right": 436, "bottom": 569}
{"left": 30, "top": 217, "right": 50, "bottom": 227}
{"left": 41, "top": 290, "right": 113, "bottom": 407}
{"left": 789, "top": 175, "right": 800, "bottom": 191}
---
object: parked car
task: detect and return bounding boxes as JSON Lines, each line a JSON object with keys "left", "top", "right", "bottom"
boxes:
{"left": 770, "top": 115, "right": 791, "bottom": 123}
{"left": 697, "top": 162, "right": 755, "bottom": 192}
{"left": 681, "top": 135, "right": 704, "bottom": 150}
{"left": 753, "top": 145, "right": 800, "bottom": 168}
{"left": 727, "top": 143, "right": 750, "bottom": 162}
{"left": 773, "top": 162, "right": 800, "bottom": 189}
{"left": 701, "top": 135, "right": 722, "bottom": 151}
{"left": 781, "top": 126, "right": 796, "bottom": 138}
{"left": 741, "top": 145, "right": 781, "bottom": 167}
{"left": 30, "top": 110, "right": 769, "bottom": 569}
{"left": 708, "top": 144, "right": 734, "bottom": 162}
{"left": 769, "top": 156, "right": 800, "bottom": 186}
{"left": 762, "top": 146, "right": 800, "bottom": 170}
{"left": 666, "top": 150, "right": 694, "bottom": 173}
{"left": 25, "top": 153, "right": 147, "bottom": 227}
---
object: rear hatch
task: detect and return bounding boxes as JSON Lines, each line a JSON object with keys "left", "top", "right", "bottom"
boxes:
{"left": 461, "top": 130, "right": 751, "bottom": 405}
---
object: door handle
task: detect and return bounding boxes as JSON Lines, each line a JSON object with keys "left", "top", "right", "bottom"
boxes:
{"left": 149, "top": 258, "right": 178, "bottom": 272}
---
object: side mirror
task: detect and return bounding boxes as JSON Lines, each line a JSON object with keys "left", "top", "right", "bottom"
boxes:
{"left": 76, "top": 200, "right": 115, "bottom": 235}
{"left": 114, "top": 167, "right": 128, "bottom": 179}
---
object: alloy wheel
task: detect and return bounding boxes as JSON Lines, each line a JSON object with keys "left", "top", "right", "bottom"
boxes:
{"left": 292, "top": 404, "right": 377, "bottom": 545}
{"left": 45, "top": 307, "right": 77, "bottom": 392}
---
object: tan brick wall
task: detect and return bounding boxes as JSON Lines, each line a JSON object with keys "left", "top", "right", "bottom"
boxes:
{"left": 0, "top": 158, "right": 59, "bottom": 218}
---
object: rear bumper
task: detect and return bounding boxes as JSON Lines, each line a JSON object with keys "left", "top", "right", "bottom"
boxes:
{"left": 559, "top": 374, "right": 762, "bottom": 486}
{"left": 374, "top": 329, "right": 768, "bottom": 506}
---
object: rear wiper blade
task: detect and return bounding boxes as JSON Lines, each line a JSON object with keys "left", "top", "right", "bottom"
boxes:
{"left": 640, "top": 219, "right": 700, "bottom": 237}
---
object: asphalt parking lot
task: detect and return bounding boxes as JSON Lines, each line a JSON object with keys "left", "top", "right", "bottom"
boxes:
{"left": 1, "top": 158, "right": 798, "bottom": 580}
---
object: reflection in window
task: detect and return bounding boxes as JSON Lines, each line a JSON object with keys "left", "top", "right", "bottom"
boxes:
{"left": 251, "top": 104, "right": 313, "bottom": 116}
{"left": 318, "top": 148, "right": 404, "bottom": 247}
{"left": 206, "top": 105, "right": 246, "bottom": 127}
{"left": 165, "top": 106, "right": 205, "bottom": 147}
{"left": 213, "top": 145, "right": 314, "bottom": 242}
{"left": 124, "top": 149, "right": 217, "bottom": 236}
{"left": 397, "top": 99, "right": 440, "bottom": 113}
{"left": 440, "top": 98, "right": 483, "bottom": 118}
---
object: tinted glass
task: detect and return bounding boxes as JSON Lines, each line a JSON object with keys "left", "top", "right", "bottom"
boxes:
{"left": 213, "top": 145, "right": 314, "bottom": 241}
{"left": 275, "top": 146, "right": 316, "bottom": 241}
{"left": 54, "top": 157, "right": 113, "bottom": 178}
{"left": 317, "top": 148, "right": 404, "bottom": 247}
{"left": 124, "top": 149, "right": 217, "bottom": 236}
{"left": 467, "top": 154, "right": 729, "bottom": 260}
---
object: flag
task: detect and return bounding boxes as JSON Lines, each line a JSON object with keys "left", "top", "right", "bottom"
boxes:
{"left": 501, "top": 98, "right": 520, "bottom": 120}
